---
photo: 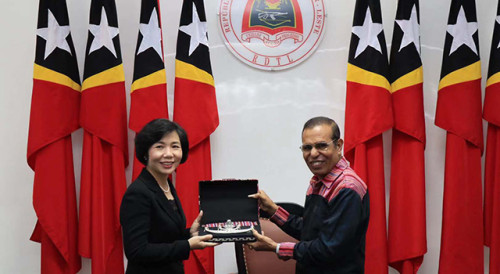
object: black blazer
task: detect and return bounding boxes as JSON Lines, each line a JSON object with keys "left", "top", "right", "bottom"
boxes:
{"left": 120, "top": 168, "right": 191, "bottom": 274}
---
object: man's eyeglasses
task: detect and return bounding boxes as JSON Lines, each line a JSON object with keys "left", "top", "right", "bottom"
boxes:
{"left": 300, "top": 140, "right": 336, "bottom": 152}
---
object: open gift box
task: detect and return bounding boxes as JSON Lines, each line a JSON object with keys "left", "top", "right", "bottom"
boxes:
{"left": 198, "top": 179, "right": 261, "bottom": 242}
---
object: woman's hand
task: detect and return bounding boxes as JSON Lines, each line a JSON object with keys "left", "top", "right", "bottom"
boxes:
{"left": 189, "top": 211, "right": 203, "bottom": 236}
{"left": 188, "top": 234, "right": 219, "bottom": 250}
{"left": 248, "top": 190, "right": 279, "bottom": 216}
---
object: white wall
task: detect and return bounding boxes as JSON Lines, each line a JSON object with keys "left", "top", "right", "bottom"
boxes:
{"left": 0, "top": 0, "right": 493, "bottom": 273}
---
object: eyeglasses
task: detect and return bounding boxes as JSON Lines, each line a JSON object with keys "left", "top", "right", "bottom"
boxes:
{"left": 299, "top": 140, "right": 336, "bottom": 152}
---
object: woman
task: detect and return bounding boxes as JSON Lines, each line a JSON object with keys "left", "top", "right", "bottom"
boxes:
{"left": 120, "top": 118, "right": 217, "bottom": 274}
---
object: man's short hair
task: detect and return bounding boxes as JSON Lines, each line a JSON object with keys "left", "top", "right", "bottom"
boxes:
{"left": 302, "top": 116, "right": 340, "bottom": 140}
{"left": 135, "top": 118, "right": 189, "bottom": 165}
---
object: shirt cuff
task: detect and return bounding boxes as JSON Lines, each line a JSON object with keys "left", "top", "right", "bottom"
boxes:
{"left": 270, "top": 206, "right": 290, "bottom": 226}
{"left": 277, "top": 242, "right": 295, "bottom": 258}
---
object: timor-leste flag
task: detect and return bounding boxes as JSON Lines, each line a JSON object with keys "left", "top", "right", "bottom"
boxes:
{"left": 173, "top": 0, "right": 219, "bottom": 273}
{"left": 435, "top": 0, "right": 484, "bottom": 273}
{"left": 78, "top": 0, "right": 128, "bottom": 273}
{"left": 387, "top": 1, "right": 427, "bottom": 273}
{"left": 28, "top": 0, "right": 81, "bottom": 273}
{"left": 345, "top": 0, "right": 392, "bottom": 273}
{"left": 484, "top": 2, "right": 500, "bottom": 273}
{"left": 129, "top": 0, "right": 169, "bottom": 180}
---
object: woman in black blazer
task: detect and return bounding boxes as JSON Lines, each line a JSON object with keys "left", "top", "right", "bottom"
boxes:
{"left": 120, "top": 119, "right": 217, "bottom": 274}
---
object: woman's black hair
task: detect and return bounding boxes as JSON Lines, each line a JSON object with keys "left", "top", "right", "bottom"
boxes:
{"left": 135, "top": 118, "right": 189, "bottom": 165}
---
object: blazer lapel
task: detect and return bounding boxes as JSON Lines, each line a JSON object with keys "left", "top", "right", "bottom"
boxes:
{"left": 139, "top": 169, "right": 185, "bottom": 230}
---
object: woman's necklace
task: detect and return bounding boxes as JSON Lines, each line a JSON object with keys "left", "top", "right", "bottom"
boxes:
{"left": 158, "top": 183, "right": 170, "bottom": 193}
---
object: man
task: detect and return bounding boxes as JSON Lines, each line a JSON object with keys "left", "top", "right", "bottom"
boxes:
{"left": 248, "top": 116, "right": 370, "bottom": 273}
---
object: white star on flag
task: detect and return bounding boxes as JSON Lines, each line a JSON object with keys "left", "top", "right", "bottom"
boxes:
{"left": 496, "top": 15, "right": 500, "bottom": 48}
{"left": 179, "top": 3, "right": 208, "bottom": 56}
{"left": 88, "top": 7, "right": 120, "bottom": 58}
{"left": 396, "top": 5, "right": 420, "bottom": 54}
{"left": 137, "top": 8, "right": 163, "bottom": 58}
{"left": 446, "top": 6, "right": 478, "bottom": 55}
{"left": 36, "top": 9, "right": 72, "bottom": 59}
{"left": 352, "top": 7, "right": 384, "bottom": 58}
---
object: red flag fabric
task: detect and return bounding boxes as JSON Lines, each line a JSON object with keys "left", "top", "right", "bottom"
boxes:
{"left": 484, "top": 2, "right": 500, "bottom": 272}
{"left": 435, "top": 0, "right": 484, "bottom": 273}
{"left": 387, "top": 1, "right": 427, "bottom": 273}
{"left": 28, "top": 0, "right": 81, "bottom": 273}
{"left": 129, "top": 0, "right": 169, "bottom": 180}
{"left": 174, "top": 0, "right": 219, "bottom": 273}
{"left": 345, "top": 0, "right": 392, "bottom": 273}
{"left": 483, "top": 125, "right": 500, "bottom": 274}
{"left": 78, "top": 1, "right": 128, "bottom": 273}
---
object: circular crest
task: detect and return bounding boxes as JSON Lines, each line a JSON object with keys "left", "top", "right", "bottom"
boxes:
{"left": 218, "top": 0, "right": 326, "bottom": 70}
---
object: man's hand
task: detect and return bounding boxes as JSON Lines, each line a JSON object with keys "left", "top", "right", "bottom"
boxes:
{"left": 188, "top": 234, "right": 219, "bottom": 250}
{"left": 248, "top": 190, "right": 279, "bottom": 216}
{"left": 189, "top": 211, "right": 203, "bottom": 236}
{"left": 246, "top": 229, "right": 277, "bottom": 252}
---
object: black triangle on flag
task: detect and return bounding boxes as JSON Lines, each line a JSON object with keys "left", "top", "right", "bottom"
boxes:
{"left": 35, "top": 0, "right": 80, "bottom": 85}
{"left": 440, "top": 0, "right": 480, "bottom": 79}
{"left": 133, "top": 0, "right": 165, "bottom": 82}
{"left": 176, "top": 0, "right": 213, "bottom": 76}
{"left": 389, "top": 0, "right": 421, "bottom": 84}
{"left": 83, "top": 0, "right": 123, "bottom": 80}
{"left": 348, "top": 0, "right": 389, "bottom": 77}
{"left": 487, "top": 2, "right": 500, "bottom": 80}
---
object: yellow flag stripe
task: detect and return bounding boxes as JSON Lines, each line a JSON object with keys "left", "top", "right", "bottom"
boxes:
{"left": 131, "top": 69, "right": 167, "bottom": 93}
{"left": 175, "top": 60, "right": 214, "bottom": 87}
{"left": 391, "top": 66, "right": 423, "bottom": 93}
{"left": 346, "top": 63, "right": 391, "bottom": 91}
{"left": 33, "top": 63, "right": 81, "bottom": 92}
{"left": 438, "top": 61, "right": 481, "bottom": 90}
{"left": 486, "top": 71, "right": 500, "bottom": 87}
{"left": 82, "top": 64, "right": 125, "bottom": 90}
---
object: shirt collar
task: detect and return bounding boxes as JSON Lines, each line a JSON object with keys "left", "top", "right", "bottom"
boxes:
{"left": 309, "top": 156, "right": 349, "bottom": 188}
